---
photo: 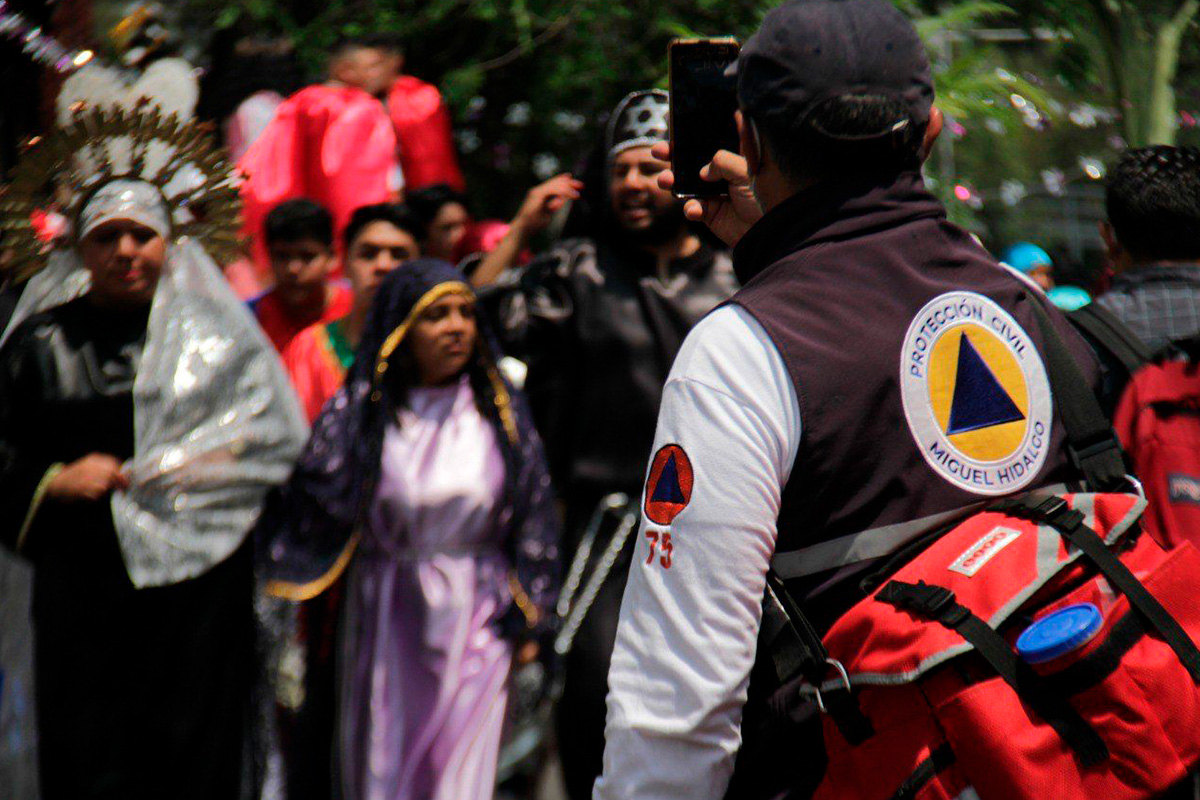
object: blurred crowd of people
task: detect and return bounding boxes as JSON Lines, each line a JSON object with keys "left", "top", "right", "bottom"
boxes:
{"left": 2, "top": 8, "right": 1200, "bottom": 800}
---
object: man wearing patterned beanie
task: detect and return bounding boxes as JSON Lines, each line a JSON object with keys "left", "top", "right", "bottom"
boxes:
{"left": 480, "top": 90, "right": 738, "bottom": 800}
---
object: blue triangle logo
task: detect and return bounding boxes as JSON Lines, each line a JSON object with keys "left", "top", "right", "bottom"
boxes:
{"left": 946, "top": 334, "right": 1025, "bottom": 435}
{"left": 652, "top": 453, "right": 686, "bottom": 504}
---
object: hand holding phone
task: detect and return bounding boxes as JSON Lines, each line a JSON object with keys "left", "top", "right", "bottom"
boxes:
{"left": 652, "top": 140, "right": 762, "bottom": 248}
{"left": 668, "top": 38, "right": 740, "bottom": 198}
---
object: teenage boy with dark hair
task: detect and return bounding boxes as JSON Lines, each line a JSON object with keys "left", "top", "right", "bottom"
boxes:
{"left": 1098, "top": 145, "right": 1200, "bottom": 352}
{"left": 407, "top": 183, "right": 472, "bottom": 262}
{"left": 250, "top": 198, "right": 352, "bottom": 353}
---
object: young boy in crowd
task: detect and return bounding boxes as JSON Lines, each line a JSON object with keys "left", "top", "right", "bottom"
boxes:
{"left": 250, "top": 198, "right": 353, "bottom": 352}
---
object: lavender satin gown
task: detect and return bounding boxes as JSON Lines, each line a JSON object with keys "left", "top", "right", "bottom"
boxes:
{"left": 340, "top": 375, "right": 513, "bottom": 800}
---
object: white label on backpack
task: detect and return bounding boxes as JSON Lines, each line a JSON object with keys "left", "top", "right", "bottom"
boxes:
{"left": 900, "top": 291, "right": 1054, "bottom": 496}
{"left": 948, "top": 526, "right": 1022, "bottom": 577}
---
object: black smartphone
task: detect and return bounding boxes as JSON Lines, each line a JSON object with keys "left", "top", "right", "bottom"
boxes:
{"left": 668, "top": 38, "right": 740, "bottom": 198}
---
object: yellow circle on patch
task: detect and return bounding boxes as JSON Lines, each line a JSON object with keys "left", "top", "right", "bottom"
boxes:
{"left": 900, "top": 291, "right": 1053, "bottom": 496}
{"left": 927, "top": 325, "right": 1029, "bottom": 462}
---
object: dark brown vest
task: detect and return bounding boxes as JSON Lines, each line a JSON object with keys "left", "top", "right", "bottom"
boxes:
{"left": 729, "top": 171, "right": 1099, "bottom": 612}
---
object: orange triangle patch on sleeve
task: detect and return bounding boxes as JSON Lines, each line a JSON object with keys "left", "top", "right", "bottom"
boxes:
{"left": 644, "top": 444, "right": 694, "bottom": 525}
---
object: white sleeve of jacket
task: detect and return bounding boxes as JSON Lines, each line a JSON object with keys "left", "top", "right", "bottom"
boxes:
{"left": 593, "top": 304, "right": 801, "bottom": 800}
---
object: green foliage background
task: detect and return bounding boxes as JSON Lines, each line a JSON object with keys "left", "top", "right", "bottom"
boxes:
{"left": 181, "top": 0, "right": 1200, "bottom": 271}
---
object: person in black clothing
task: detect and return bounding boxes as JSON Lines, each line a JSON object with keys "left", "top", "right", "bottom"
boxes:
{"left": 0, "top": 164, "right": 304, "bottom": 795}
{"left": 0, "top": 208, "right": 255, "bottom": 799}
{"left": 480, "top": 90, "right": 738, "bottom": 799}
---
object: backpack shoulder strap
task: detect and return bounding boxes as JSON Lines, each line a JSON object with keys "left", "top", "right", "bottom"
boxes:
{"left": 1027, "top": 300, "right": 1128, "bottom": 492}
{"left": 1067, "top": 303, "right": 1153, "bottom": 376}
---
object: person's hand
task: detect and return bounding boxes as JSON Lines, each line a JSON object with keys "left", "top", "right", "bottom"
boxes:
{"left": 46, "top": 453, "right": 128, "bottom": 502}
{"left": 511, "top": 173, "right": 584, "bottom": 239}
{"left": 651, "top": 141, "right": 762, "bottom": 248}
{"left": 517, "top": 640, "right": 540, "bottom": 666}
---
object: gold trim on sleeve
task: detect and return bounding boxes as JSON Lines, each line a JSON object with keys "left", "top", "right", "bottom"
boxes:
{"left": 266, "top": 531, "right": 362, "bottom": 602}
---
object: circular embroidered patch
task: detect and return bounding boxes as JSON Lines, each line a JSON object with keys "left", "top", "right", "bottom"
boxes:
{"left": 900, "top": 291, "right": 1053, "bottom": 496}
{"left": 644, "top": 444, "right": 694, "bottom": 525}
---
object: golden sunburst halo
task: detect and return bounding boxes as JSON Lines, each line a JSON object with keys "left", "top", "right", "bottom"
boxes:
{"left": 0, "top": 104, "right": 242, "bottom": 284}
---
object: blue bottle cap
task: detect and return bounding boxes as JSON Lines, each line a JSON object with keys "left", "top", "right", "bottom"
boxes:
{"left": 1016, "top": 603, "right": 1104, "bottom": 664}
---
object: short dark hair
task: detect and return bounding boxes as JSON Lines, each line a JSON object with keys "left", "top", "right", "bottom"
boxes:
{"left": 1106, "top": 145, "right": 1200, "bottom": 262}
{"left": 406, "top": 184, "right": 469, "bottom": 239}
{"left": 752, "top": 93, "right": 926, "bottom": 185}
{"left": 343, "top": 203, "right": 424, "bottom": 251}
{"left": 329, "top": 35, "right": 381, "bottom": 63}
{"left": 264, "top": 198, "right": 333, "bottom": 247}
{"left": 361, "top": 32, "right": 404, "bottom": 57}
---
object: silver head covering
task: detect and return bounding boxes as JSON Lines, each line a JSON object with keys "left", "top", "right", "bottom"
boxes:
{"left": 607, "top": 90, "right": 670, "bottom": 158}
{"left": 78, "top": 179, "right": 171, "bottom": 240}
{"left": 1, "top": 177, "right": 307, "bottom": 588}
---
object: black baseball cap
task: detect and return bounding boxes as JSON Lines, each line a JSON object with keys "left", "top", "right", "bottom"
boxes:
{"left": 731, "top": 0, "right": 934, "bottom": 141}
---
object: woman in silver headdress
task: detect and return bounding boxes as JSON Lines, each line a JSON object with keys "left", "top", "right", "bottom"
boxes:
{"left": 0, "top": 103, "right": 306, "bottom": 798}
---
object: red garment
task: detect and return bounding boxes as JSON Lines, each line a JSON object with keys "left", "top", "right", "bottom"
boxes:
{"left": 1113, "top": 353, "right": 1200, "bottom": 551}
{"left": 387, "top": 76, "right": 465, "bottom": 192}
{"left": 251, "top": 283, "right": 353, "bottom": 354}
{"left": 238, "top": 85, "right": 399, "bottom": 278}
{"left": 279, "top": 318, "right": 354, "bottom": 422}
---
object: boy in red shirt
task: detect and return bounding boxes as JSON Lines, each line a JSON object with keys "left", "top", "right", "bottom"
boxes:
{"left": 250, "top": 199, "right": 353, "bottom": 353}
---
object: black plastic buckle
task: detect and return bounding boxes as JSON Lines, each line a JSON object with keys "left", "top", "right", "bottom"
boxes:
{"left": 1033, "top": 495, "right": 1069, "bottom": 519}
{"left": 879, "top": 580, "right": 966, "bottom": 624}
{"left": 1032, "top": 496, "right": 1088, "bottom": 533}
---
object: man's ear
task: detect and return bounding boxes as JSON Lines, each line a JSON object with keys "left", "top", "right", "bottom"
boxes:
{"left": 920, "top": 106, "right": 944, "bottom": 164}
{"left": 737, "top": 110, "right": 762, "bottom": 176}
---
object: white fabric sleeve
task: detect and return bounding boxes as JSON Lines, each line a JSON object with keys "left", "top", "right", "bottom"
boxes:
{"left": 593, "top": 304, "right": 801, "bottom": 800}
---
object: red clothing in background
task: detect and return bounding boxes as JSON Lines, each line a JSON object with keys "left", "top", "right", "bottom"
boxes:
{"left": 239, "top": 85, "right": 398, "bottom": 279}
{"left": 388, "top": 76, "right": 465, "bottom": 192}
{"left": 279, "top": 318, "right": 355, "bottom": 422}
{"left": 250, "top": 282, "right": 353, "bottom": 354}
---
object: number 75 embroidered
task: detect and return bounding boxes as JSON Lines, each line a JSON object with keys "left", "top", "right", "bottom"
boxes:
{"left": 644, "top": 530, "right": 673, "bottom": 569}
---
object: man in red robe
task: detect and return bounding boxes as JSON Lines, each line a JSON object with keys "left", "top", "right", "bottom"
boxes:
{"left": 370, "top": 35, "right": 466, "bottom": 193}
{"left": 238, "top": 37, "right": 400, "bottom": 280}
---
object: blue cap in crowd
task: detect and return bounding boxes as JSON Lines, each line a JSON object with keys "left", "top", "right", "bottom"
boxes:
{"left": 1002, "top": 242, "right": 1053, "bottom": 274}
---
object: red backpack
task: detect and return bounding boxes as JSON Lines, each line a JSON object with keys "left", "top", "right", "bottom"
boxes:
{"left": 759, "top": 302, "right": 1200, "bottom": 799}
{"left": 1110, "top": 336, "right": 1200, "bottom": 551}
{"left": 1068, "top": 303, "right": 1200, "bottom": 552}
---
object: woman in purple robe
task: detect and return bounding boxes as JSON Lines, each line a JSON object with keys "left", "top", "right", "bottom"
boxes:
{"left": 257, "top": 259, "right": 560, "bottom": 799}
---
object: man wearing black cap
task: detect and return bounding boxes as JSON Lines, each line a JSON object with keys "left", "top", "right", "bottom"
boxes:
{"left": 482, "top": 90, "right": 737, "bottom": 800}
{"left": 595, "top": 2, "right": 1101, "bottom": 798}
